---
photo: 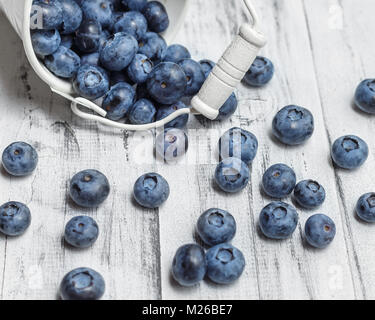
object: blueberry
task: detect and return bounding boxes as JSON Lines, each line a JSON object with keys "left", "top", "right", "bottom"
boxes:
{"left": 108, "top": 0, "right": 123, "bottom": 11}
{"left": 272, "top": 105, "right": 314, "bottom": 145}
{"left": 110, "top": 71, "right": 126, "bottom": 84}
{"left": 216, "top": 93, "right": 238, "bottom": 121}
{"left": 177, "top": 59, "right": 205, "bottom": 96}
{"left": 155, "top": 128, "right": 189, "bottom": 161}
{"left": 197, "top": 208, "right": 236, "bottom": 246}
{"left": 113, "top": 11, "right": 147, "bottom": 40}
{"left": 155, "top": 101, "right": 189, "bottom": 128}
{"left": 60, "top": 34, "right": 74, "bottom": 48}
{"left": 2, "top": 142, "right": 38, "bottom": 176}
{"left": 69, "top": 169, "right": 110, "bottom": 208}
{"left": 31, "top": 0, "right": 63, "bottom": 30}
{"left": 128, "top": 98, "right": 156, "bottom": 124}
{"left": 305, "top": 214, "right": 336, "bottom": 248}
{"left": 60, "top": 267, "right": 105, "bottom": 300}
{"left": 138, "top": 32, "right": 167, "bottom": 62}
{"left": 199, "top": 59, "right": 215, "bottom": 78}
{"left": 162, "top": 44, "right": 191, "bottom": 63}
{"left": 355, "top": 79, "right": 375, "bottom": 114}
{"left": 100, "top": 32, "right": 138, "bottom": 71}
{"left": 80, "top": 52, "right": 100, "bottom": 66}
{"left": 331, "top": 135, "right": 368, "bottom": 169}
{"left": 219, "top": 127, "right": 258, "bottom": 164}
{"left": 73, "top": 64, "right": 109, "bottom": 100}
{"left": 259, "top": 201, "right": 298, "bottom": 239}
{"left": 294, "top": 180, "right": 326, "bottom": 209}
{"left": 214, "top": 157, "right": 250, "bottom": 193}
{"left": 110, "top": 70, "right": 133, "bottom": 86}
{"left": 0, "top": 202, "right": 31, "bottom": 236}
{"left": 99, "top": 29, "right": 111, "bottom": 50}
{"left": 44, "top": 46, "right": 80, "bottom": 78}
{"left": 142, "top": 1, "right": 169, "bottom": 33}
{"left": 356, "top": 193, "right": 375, "bottom": 223}
{"left": 109, "top": 11, "right": 124, "bottom": 29}
{"left": 127, "top": 54, "right": 153, "bottom": 84}
{"left": 172, "top": 244, "right": 206, "bottom": 287}
{"left": 243, "top": 56, "right": 274, "bottom": 87}
{"left": 31, "top": 29, "right": 61, "bottom": 57}
{"left": 147, "top": 62, "right": 187, "bottom": 104}
{"left": 101, "top": 82, "right": 135, "bottom": 120}
{"left": 262, "top": 163, "right": 296, "bottom": 198}
{"left": 74, "top": 19, "right": 102, "bottom": 53}
{"left": 64, "top": 216, "right": 99, "bottom": 248}
{"left": 122, "top": 0, "right": 147, "bottom": 11}
{"left": 136, "top": 82, "right": 151, "bottom": 100}
{"left": 133, "top": 172, "right": 170, "bottom": 208}
{"left": 206, "top": 243, "right": 245, "bottom": 284}
{"left": 59, "top": 0, "right": 83, "bottom": 34}
{"left": 81, "top": 0, "right": 114, "bottom": 29}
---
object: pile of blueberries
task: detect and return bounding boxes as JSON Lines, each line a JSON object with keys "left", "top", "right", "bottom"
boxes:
{"left": 212, "top": 107, "right": 370, "bottom": 247}
{"left": 1, "top": 0, "right": 374, "bottom": 300}
{"left": 30, "top": 0, "right": 243, "bottom": 126}
{"left": 173, "top": 209, "right": 244, "bottom": 286}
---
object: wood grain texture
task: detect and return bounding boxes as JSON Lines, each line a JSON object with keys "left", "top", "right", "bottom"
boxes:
{"left": 0, "top": 0, "right": 374, "bottom": 300}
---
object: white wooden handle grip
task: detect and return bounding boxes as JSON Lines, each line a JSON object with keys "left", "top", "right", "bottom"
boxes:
{"left": 191, "top": 24, "right": 266, "bottom": 120}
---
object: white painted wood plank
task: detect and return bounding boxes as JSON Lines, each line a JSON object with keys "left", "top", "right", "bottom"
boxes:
{"left": 303, "top": 0, "right": 375, "bottom": 299}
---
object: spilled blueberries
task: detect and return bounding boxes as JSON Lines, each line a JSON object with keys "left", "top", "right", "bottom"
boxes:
{"left": 2, "top": 142, "right": 38, "bottom": 176}
{"left": 0, "top": 0, "right": 372, "bottom": 300}
{"left": 218, "top": 127, "right": 258, "bottom": 165}
{"left": 133, "top": 172, "right": 170, "bottom": 208}
{"left": 356, "top": 193, "right": 375, "bottom": 223}
{"left": 60, "top": 267, "right": 105, "bottom": 300}
{"left": 0, "top": 202, "right": 31, "bottom": 236}
{"left": 214, "top": 157, "right": 250, "bottom": 193}
{"left": 69, "top": 169, "right": 111, "bottom": 208}
{"left": 354, "top": 79, "right": 375, "bottom": 114}
{"left": 197, "top": 208, "right": 236, "bottom": 247}
{"left": 304, "top": 214, "right": 336, "bottom": 249}
{"left": 259, "top": 201, "right": 298, "bottom": 240}
{"left": 64, "top": 215, "right": 99, "bottom": 248}
{"left": 294, "top": 180, "right": 326, "bottom": 209}
{"left": 172, "top": 244, "right": 207, "bottom": 287}
{"left": 205, "top": 243, "right": 245, "bottom": 285}
{"left": 172, "top": 209, "right": 245, "bottom": 286}
{"left": 155, "top": 127, "right": 189, "bottom": 162}
{"left": 272, "top": 105, "right": 314, "bottom": 146}
{"left": 331, "top": 135, "right": 368, "bottom": 170}
{"left": 243, "top": 56, "right": 274, "bottom": 87}
{"left": 262, "top": 163, "right": 296, "bottom": 198}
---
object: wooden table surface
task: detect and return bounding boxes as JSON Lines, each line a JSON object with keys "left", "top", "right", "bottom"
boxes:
{"left": 0, "top": 0, "right": 374, "bottom": 300}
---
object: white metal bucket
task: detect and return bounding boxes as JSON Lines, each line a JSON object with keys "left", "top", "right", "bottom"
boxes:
{"left": 0, "top": 0, "right": 265, "bottom": 130}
